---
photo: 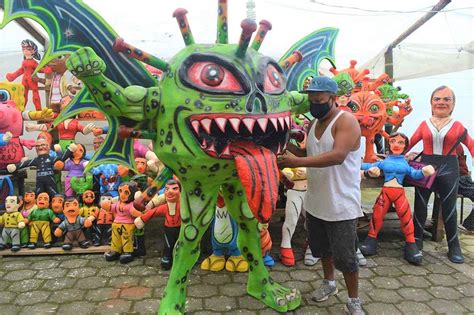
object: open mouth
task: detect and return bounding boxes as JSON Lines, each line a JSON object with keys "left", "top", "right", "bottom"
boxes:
{"left": 357, "top": 115, "right": 381, "bottom": 129}
{"left": 187, "top": 112, "right": 291, "bottom": 159}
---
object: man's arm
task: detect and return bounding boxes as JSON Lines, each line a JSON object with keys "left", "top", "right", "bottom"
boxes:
{"left": 279, "top": 112, "right": 360, "bottom": 168}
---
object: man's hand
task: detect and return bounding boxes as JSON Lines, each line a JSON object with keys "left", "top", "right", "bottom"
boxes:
{"left": 277, "top": 153, "right": 302, "bottom": 169}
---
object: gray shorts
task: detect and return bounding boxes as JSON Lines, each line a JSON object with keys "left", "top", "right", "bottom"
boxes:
{"left": 307, "top": 213, "right": 359, "bottom": 273}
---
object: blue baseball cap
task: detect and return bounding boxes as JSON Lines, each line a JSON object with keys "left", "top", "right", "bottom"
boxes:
{"left": 300, "top": 76, "right": 338, "bottom": 94}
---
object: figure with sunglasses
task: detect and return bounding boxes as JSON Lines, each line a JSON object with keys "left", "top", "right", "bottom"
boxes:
{"left": 6, "top": 139, "right": 71, "bottom": 198}
{"left": 360, "top": 133, "right": 435, "bottom": 265}
{"left": 407, "top": 86, "right": 474, "bottom": 264}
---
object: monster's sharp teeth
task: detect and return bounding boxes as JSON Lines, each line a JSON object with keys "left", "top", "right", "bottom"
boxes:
{"left": 201, "top": 138, "right": 207, "bottom": 148}
{"left": 215, "top": 117, "right": 227, "bottom": 133}
{"left": 229, "top": 118, "right": 241, "bottom": 133}
{"left": 200, "top": 119, "right": 212, "bottom": 134}
{"left": 278, "top": 117, "right": 285, "bottom": 130}
{"left": 191, "top": 120, "right": 200, "bottom": 134}
{"left": 270, "top": 117, "right": 278, "bottom": 130}
{"left": 277, "top": 143, "right": 282, "bottom": 154}
{"left": 284, "top": 116, "right": 290, "bottom": 129}
{"left": 207, "top": 142, "right": 216, "bottom": 153}
{"left": 221, "top": 144, "right": 231, "bottom": 156}
{"left": 257, "top": 118, "right": 269, "bottom": 132}
{"left": 243, "top": 118, "right": 256, "bottom": 133}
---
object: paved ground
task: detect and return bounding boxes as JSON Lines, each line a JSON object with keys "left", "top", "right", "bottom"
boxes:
{"left": 0, "top": 209, "right": 473, "bottom": 314}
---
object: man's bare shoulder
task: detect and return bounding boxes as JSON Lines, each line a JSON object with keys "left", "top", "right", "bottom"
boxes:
{"left": 336, "top": 110, "right": 360, "bottom": 129}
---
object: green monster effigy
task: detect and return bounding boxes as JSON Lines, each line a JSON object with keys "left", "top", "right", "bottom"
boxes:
{"left": 0, "top": 0, "right": 338, "bottom": 313}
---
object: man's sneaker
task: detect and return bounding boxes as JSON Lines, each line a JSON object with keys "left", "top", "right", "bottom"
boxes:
{"left": 356, "top": 248, "right": 367, "bottom": 267}
{"left": 311, "top": 279, "right": 338, "bottom": 302}
{"left": 346, "top": 297, "right": 365, "bottom": 315}
{"left": 304, "top": 246, "right": 320, "bottom": 266}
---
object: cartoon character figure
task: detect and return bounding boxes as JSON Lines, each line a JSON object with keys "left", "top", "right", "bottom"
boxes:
{"left": 54, "top": 197, "right": 92, "bottom": 250}
{"left": 0, "top": 97, "right": 53, "bottom": 170}
{"left": 0, "top": 132, "right": 12, "bottom": 147}
{"left": 102, "top": 182, "right": 141, "bottom": 263}
{"left": 360, "top": 133, "right": 435, "bottom": 264}
{"left": 55, "top": 143, "right": 87, "bottom": 197}
{"left": 50, "top": 193, "right": 65, "bottom": 244}
{"left": 79, "top": 190, "right": 99, "bottom": 241}
{"left": 0, "top": 196, "right": 26, "bottom": 251}
{"left": 6, "top": 39, "right": 51, "bottom": 110}
{"left": 200, "top": 194, "right": 249, "bottom": 272}
{"left": 6, "top": 139, "right": 70, "bottom": 197}
{"left": 90, "top": 164, "right": 121, "bottom": 199}
{"left": 92, "top": 193, "right": 114, "bottom": 246}
{"left": 19, "top": 191, "right": 37, "bottom": 247}
{"left": 27, "top": 192, "right": 60, "bottom": 249}
{"left": 135, "top": 179, "right": 182, "bottom": 269}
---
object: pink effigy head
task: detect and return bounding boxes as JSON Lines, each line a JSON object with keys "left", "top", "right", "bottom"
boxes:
{"left": 0, "top": 100, "right": 23, "bottom": 136}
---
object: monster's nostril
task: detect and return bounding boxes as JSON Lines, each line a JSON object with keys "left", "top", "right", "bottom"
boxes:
{"left": 245, "top": 93, "right": 267, "bottom": 114}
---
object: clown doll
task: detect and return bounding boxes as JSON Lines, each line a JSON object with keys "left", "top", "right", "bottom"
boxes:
{"left": 102, "top": 182, "right": 141, "bottom": 263}
{"left": 54, "top": 197, "right": 92, "bottom": 250}
{"left": 6, "top": 39, "right": 51, "bottom": 110}
{"left": 135, "top": 179, "right": 182, "bottom": 270}
{"left": 0, "top": 196, "right": 26, "bottom": 251}
{"left": 79, "top": 190, "right": 99, "bottom": 242}
{"left": 27, "top": 192, "right": 60, "bottom": 249}
{"left": 92, "top": 193, "right": 114, "bottom": 246}
{"left": 360, "top": 132, "right": 435, "bottom": 265}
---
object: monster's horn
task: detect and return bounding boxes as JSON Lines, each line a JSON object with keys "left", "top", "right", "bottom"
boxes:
{"left": 113, "top": 38, "right": 169, "bottom": 72}
{"left": 279, "top": 50, "right": 303, "bottom": 71}
{"left": 251, "top": 20, "right": 272, "bottom": 51}
{"left": 236, "top": 19, "right": 257, "bottom": 58}
{"left": 173, "top": 8, "right": 195, "bottom": 46}
{"left": 216, "top": 0, "right": 228, "bottom": 44}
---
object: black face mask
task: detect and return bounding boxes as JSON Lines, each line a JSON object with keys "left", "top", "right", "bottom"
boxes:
{"left": 310, "top": 101, "right": 332, "bottom": 119}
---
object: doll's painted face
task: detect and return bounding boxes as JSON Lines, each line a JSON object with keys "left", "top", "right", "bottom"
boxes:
{"left": 63, "top": 199, "right": 80, "bottom": 218}
{"left": 135, "top": 157, "right": 147, "bottom": 174}
{"left": 431, "top": 88, "right": 454, "bottom": 119}
{"left": 100, "top": 195, "right": 113, "bottom": 207}
{"left": 35, "top": 139, "right": 50, "bottom": 155}
{"left": 164, "top": 183, "right": 181, "bottom": 203}
{"left": 389, "top": 135, "right": 407, "bottom": 155}
{"left": 48, "top": 55, "right": 69, "bottom": 74}
{"left": 93, "top": 136, "right": 104, "bottom": 151}
{"left": 118, "top": 185, "right": 132, "bottom": 203}
{"left": 24, "top": 192, "right": 36, "bottom": 205}
{"left": 51, "top": 195, "right": 64, "bottom": 214}
{"left": 73, "top": 144, "right": 85, "bottom": 160}
{"left": 22, "top": 46, "right": 35, "bottom": 59}
{"left": 5, "top": 196, "right": 21, "bottom": 213}
{"left": 82, "top": 190, "right": 95, "bottom": 205}
{"left": 36, "top": 193, "right": 50, "bottom": 209}
{"left": 37, "top": 132, "right": 53, "bottom": 147}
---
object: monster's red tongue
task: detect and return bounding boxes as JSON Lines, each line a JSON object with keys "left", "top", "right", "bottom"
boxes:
{"left": 230, "top": 142, "right": 279, "bottom": 223}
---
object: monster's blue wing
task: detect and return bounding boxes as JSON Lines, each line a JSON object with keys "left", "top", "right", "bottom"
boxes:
{"left": 0, "top": 0, "right": 156, "bottom": 171}
{"left": 279, "top": 27, "right": 338, "bottom": 92}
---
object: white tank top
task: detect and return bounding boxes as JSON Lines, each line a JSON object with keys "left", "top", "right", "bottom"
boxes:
{"left": 303, "top": 111, "right": 363, "bottom": 221}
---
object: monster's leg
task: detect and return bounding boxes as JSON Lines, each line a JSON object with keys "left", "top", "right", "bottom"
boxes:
{"left": 158, "top": 184, "right": 219, "bottom": 314}
{"left": 221, "top": 183, "right": 301, "bottom": 312}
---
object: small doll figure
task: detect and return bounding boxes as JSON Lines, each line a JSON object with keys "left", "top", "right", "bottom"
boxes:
{"left": 360, "top": 133, "right": 435, "bottom": 265}
{"left": 90, "top": 164, "right": 121, "bottom": 199}
{"left": 27, "top": 192, "right": 60, "bottom": 249}
{"left": 19, "top": 191, "right": 37, "bottom": 247}
{"left": 79, "top": 190, "right": 99, "bottom": 241}
{"left": 7, "top": 139, "right": 70, "bottom": 197}
{"left": 55, "top": 143, "right": 87, "bottom": 197}
{"left": 92, "top": 193, "right": 114, "bottom": 246}
{"left": 134, "top": 179, "right": 181, "bottom": 270}
{"left": 54, "top": 197, "right": 92, "bottom": 250}
{"left": 260, "top": 223, "right": 275, "bottom": 267}
{"left": 0, "top": 196, "right": 26, "bottom": 251}
{"left": 51, "top": 194, "right": 65, "bottom": 244}
{"left": 0, "top": 132, "right": 12, "bottom": 146}
{"left": 6, "top": 39, "right": 52, "bottom": 110}
{"left": 200, "top": 194, "right": 248, "bottom": 272}
{"left": 103, "top": 182, "right": 142, "bottom": 264}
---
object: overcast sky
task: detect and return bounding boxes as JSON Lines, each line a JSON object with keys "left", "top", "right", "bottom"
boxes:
{"left": 0, "top": 0, "right": 472, "bottom": 164}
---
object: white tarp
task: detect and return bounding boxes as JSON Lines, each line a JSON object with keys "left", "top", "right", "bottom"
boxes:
{"left": 362, "top": 42, "right": 474, "bottom": 80}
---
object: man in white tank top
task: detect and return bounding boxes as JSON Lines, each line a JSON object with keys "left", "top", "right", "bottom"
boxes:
{"left": 278, "top": 76, "right": 364, "bottom": 315}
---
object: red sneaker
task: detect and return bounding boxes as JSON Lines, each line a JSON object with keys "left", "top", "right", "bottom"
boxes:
{"left": 280, "top": 247, "right": 295, "bottom": 266}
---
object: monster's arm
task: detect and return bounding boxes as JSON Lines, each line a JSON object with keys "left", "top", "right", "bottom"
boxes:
{"left": 66, "top": 47, "right": 148, "bottom": 122}
{"left": 288, "top": 91, "right": 310, "bottom": 115}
